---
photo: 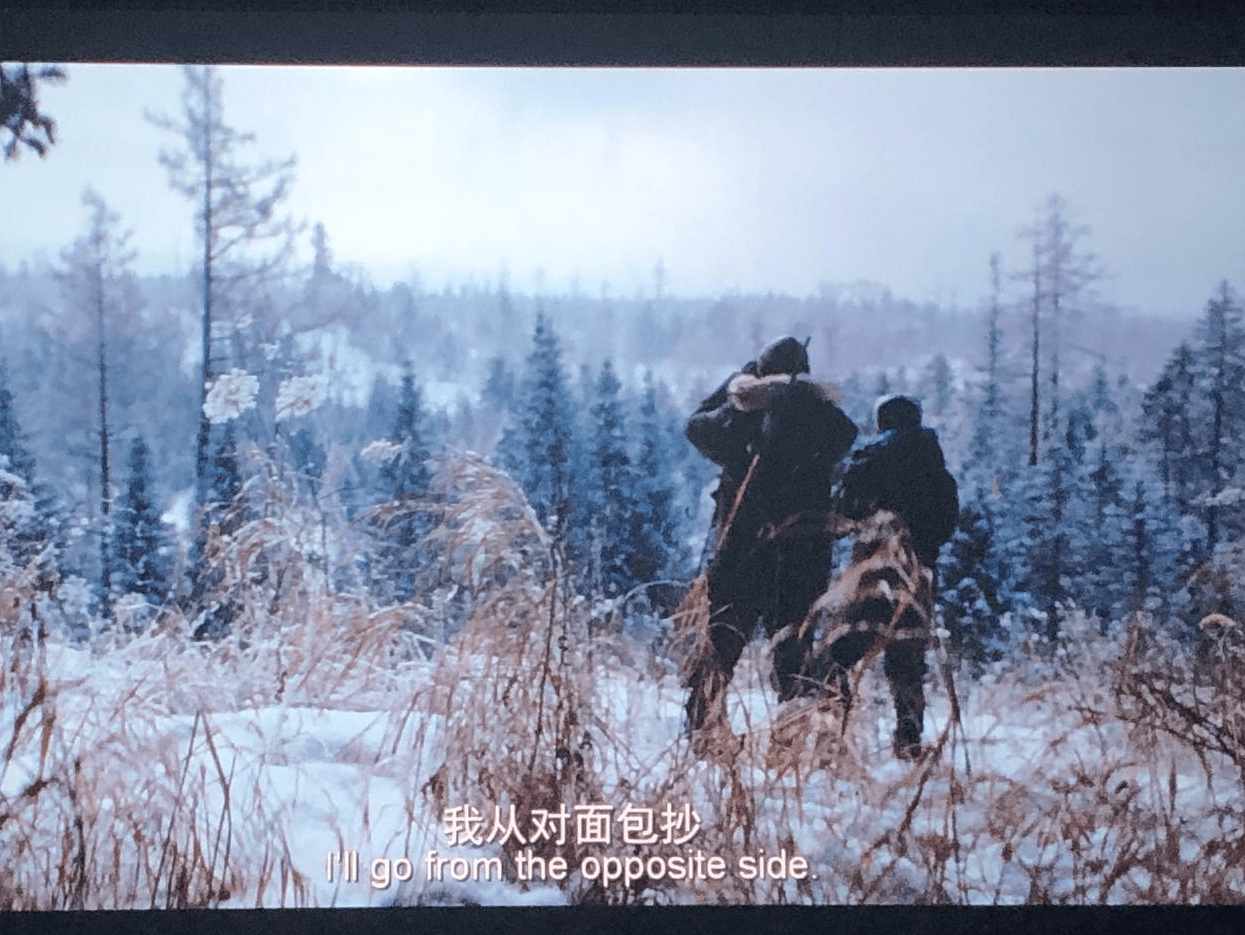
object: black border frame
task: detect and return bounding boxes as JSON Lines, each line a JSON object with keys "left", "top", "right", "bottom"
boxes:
{"left": 2, "top": 1, "right": 1245, "bottom": 931}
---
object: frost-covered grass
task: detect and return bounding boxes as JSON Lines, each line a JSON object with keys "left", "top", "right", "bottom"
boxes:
{"left": 3, "top": 457, "right": 1245, "bottom": 908}
{"left": 3, "top": 602, "right": 1245, "bottom": 907}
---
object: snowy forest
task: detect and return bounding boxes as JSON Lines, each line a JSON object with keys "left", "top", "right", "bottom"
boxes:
{"left": 3, "top": 64, "right": 1245, "bottom": 908}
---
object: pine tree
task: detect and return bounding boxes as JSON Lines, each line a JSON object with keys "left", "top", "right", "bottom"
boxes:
{"left": 1061, "top": 385, "right": 1129, "bottom": 628}
{"left": 630, "top": 370, "right": 680, "bottom": 584}
{"left": 1037, "top": 438, "right": 1073, "bottom": 643}
{"left": 381, "top": 365, "right": 433, "bottom": 502}
{"left": 0, "top": 359, "right": 37, "bottom": 492}
{"left": 190, "top": 420, "right": 246, "bottom": 640}
{"left": 940, "top": 500, "right": 1011, "bottom": 670}
{"left": 1128, "top": 476, "right": 1182, "bottom": 622}
{"left": 514, "top": 310, "right": 575, "bottom": 537}
{"left": 1126, "top": 478, "right": 1152, "bottom": 611}
{"left": 1142, "top": 342, "right": 1199, "bottom": 517}
{"left": 924, "top": 352, "right": 953, "bottom": 418}
{"left": 1023, "top": 231, "right": 1043, "bottom": 467}
{"left": 0, "top": 362, "right": 65, "bottom": 644}
{"left": 482, "top": 356, "right": 516, "bottom": 411}
{"left": 970, "top": 252, "right": 1005, "bottom": 469}
{"left": 207, "top": 421, "right": 244, "bottom": 534}
{"left": 584, "top": 360, "right": 635, "bottom": 596}
{"left": 364, "top": 373, "right": 400, "bottom": 450}
{"left": 1087, "top": 442, "right": 1128, "bottom": 620}
{"left": 374, "top": 364, "right": 436, "bottom": 603}
{"left": 477, "top": 354, "right": 518, "bottom": 462}
{"left": 0, "top": 360, "right": 58, "bottom": 570}
{"left": 494, "top": 418, "right": 525, "bottom": 485}
{"left": 0, "top": 361, "right": 41, "bottom": 565}
{"left": 114, "top": 436, "right": 169, "bottom": 606}
{"left": 1191, "top": 282, "right": 1245, "bottom": 554}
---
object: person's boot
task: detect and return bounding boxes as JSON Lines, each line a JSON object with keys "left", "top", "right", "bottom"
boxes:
{"left": 893, "top": 715, "right": 923, "bottom": 761}
{"left": 798, "top": 644, "right": 853, "bottom": 714}
{"left": 827, "top": 662, "right": 852, "bottom": 717}
{"left": 884, "top": 639, "right": 927, "bottom": 761}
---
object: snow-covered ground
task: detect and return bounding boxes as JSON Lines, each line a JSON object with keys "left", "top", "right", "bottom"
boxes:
{"left": 1, "top": 605, "right": 1243, "bottom": 909}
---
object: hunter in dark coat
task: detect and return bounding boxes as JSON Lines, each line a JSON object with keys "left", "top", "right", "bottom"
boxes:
{"left": 683, "top": 336, "right": 858, "bottom": 734}
{"left": 838, "top": 395, "right": 958, "bottom": 569}
{"left": 807, "top": 393, "right": 958, "bottom": 759}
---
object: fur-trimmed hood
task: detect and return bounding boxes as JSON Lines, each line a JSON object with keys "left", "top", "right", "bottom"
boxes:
{"left": 726, "top": 372, "right": 843, "bottom": 412}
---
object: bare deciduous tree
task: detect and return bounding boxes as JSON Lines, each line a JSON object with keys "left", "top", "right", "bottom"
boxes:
{"left": 147, "top": 65, "right": 298, "bottom": 512}
{"left": 1017, "top": 193, "right": 1100, "bottom": 466}
{"left": 59, "top": 189, "right": 138, "bottom": 623}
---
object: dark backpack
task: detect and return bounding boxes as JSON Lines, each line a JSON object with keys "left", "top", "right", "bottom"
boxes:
{"left": 923, "top": 465, "right": 959, "bottom": 552}
{"left": 841, "top": 427, "right": 959, "bottom": 563}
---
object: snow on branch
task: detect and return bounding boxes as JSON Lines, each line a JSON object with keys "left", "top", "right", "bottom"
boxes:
{"left": 275, "top": 374, "right": 328, "bottom": 422}
{"left": 204, "top": 368, "right": 259, "bottom": 423}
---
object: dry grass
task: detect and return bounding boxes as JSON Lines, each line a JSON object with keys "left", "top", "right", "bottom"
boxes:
{"left": 4, "top": 451, "right": 1245, "bottom": 906}
{"left": 588, "top": 589, "right": 1245, "bottom": 906}
{"left": 407, "top": 456, "right": 606, "bottom": 901}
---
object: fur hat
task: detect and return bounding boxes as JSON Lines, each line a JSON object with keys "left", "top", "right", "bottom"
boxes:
{"left": 875, "top": 394, "right": 922, "bottom": 432}
{"left": 757, "top": 336, "right": 810, "bottom": 376}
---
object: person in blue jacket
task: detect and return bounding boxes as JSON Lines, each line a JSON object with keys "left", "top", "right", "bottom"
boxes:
{"left": 816, "top": 393, "right": 959, "bottom": 759}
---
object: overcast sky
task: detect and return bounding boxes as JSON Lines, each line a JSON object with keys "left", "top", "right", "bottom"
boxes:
{"left": 2, "top": 64, "right": 1243, "bottom": 316}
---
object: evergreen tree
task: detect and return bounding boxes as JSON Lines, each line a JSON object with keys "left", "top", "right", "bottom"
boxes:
{"left": 482, "top": 355, "right": 516, "bottom": 411}
{"left": 1085, "top": 439, "right": 1129, "bottom": 620}
{"left": 190, "top": 418, "right": 244, "bottom": 640}
{"left": 940, "top": 499, "right": 1012, "bottom": 670}
{"left": 381, "top": 365, "right": 433, "bottom": 502}
{"left": 113, "top": 436, "right": 169, "bottom": 606}
{"left": 1191, "top": 282, "right": 1245, "bottom": 553}
{"left": 374, "top": 364, "right": 436, "bottom": 602}
{"left": 494, "top": 418, "right": 525, "bottom": 486}
{"left": 584, "top": 360, "right": 636, "bottom": 596}
{"left": 1129, "top": 477, "right": 1183, "bottom": 622}
{"left": 364, "top": 373, "right": 400, "bottom": 450}
{"left": 630, "top": 370, "right": 680, "bottom": 584}
{"left": 1060, "top": 387, "right": 1129, "bottom": 628}
{"left": 1011, "top": 416, "right": 1075, "bottom": 645}
{"left": 513, "top": 310, "right": 575, "bottom": 537}
{"left": 1126, "top": 479, "right": 1152, "bottom": 613}
{"left": 0, "top": 360, "right": 58, "bottom": 570}
{"left": 924, "top": 352, "right": 953, "bottom": 418}
{"left": 1022, "top": 232, "right": 1043, "bottom": 467}
{"left": 1038, "top": 439, "right": 1073, "bottom": 643}
{"left": 970, "top": 253, "right": 1006, "bottom": 468}
{"left": 60, "top": 188, "right": 138, "bottom": 624}
{"left": 0, "top": 359, "right": 37, "bottom": 492}
{"left": 563, "top": 362, "right": 599, "bottom": 568}
{"left": 208, "top": 421, "right": 243, "bottom": 531}
{"left": 479, "top": 355, "right": 520, "bottom": 463}
{"left": 1142, "top": 342, "right": 1199, "bottom": 518}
